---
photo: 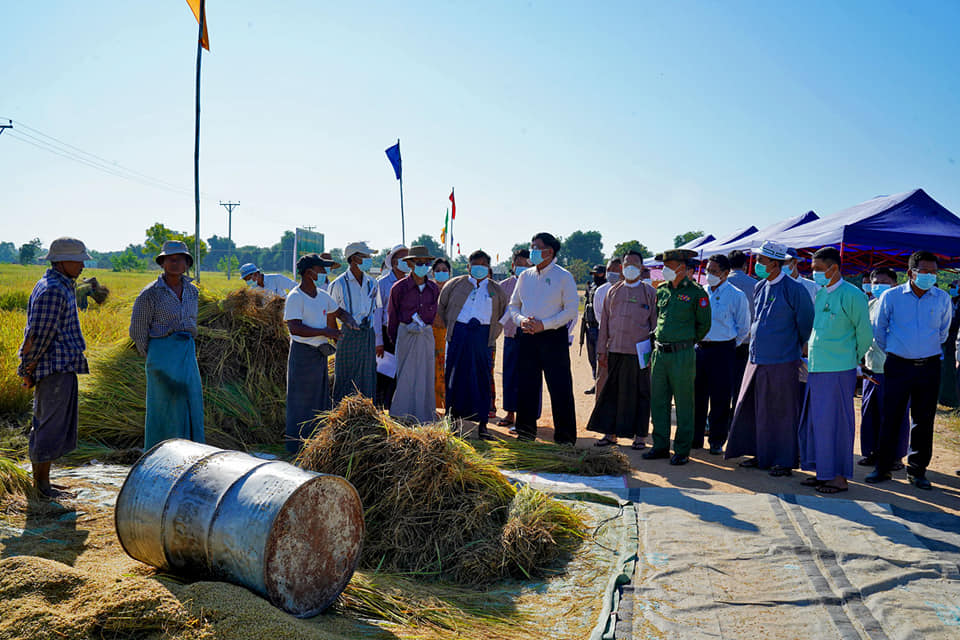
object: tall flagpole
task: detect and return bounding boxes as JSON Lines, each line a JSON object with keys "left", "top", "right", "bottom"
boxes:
{"left": 397, "top": 138, "right": 405, "bottom": 246}
{"left": 449, "top": 186, "right": 455, "bottom": 257}
{"left": 193, "top": 0, "right": 205, "bottom": 281}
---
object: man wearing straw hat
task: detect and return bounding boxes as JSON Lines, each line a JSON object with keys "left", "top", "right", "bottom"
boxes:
{"left": 374, "top": 244, "right": 409, "bottom": 409}
{"left": 239, "top": 262, "right": 297, "bottom": 297}
{"left": 437, "top": 249, "right": 509, "bottom": 440}
{"left": 329, "top": 242, "right": 380, "bottom": 402}
{"left": 387, "top": 245, "right": 440, "bottom": 423}
{"left": 130, "top": 241, "right": 205, "bottom": 451}
{"left": 725, "top": 240, "right": 814, "bottom": 477}
{"left": 17, "top": 237, "right": 91, "bottom": 499}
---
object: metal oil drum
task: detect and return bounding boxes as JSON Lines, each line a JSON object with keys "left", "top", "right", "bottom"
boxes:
{"left": 115, "top": 439, "right": 364, "bottom": 617}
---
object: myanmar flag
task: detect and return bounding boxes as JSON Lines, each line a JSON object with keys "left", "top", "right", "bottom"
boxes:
{"left": 441, "top": 208, "right": 448, "bottom": 244}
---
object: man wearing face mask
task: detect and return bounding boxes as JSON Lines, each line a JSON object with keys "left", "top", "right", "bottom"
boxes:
{"left": 861, "top": 273, "right": 875, "bottom": 300}
{"left": 374, "top": 244, "right": 409, "bottom": 409}
{"left": 725, "top": 241, "right": 814, "bottom": 477}
{"left": 643, "top": 249, "right": 711, "bottom": 466}
{"left": 783, "top": 248, "right": 819, "bottom": 303}
{"left": 387, "top": 246, "right": 440, "bottom": 423}
{"left": 496, "top": 250, "right": 540, "bottom": 429}
{"left": 508, "top": 232, "right": 579, "bottom": 444}
{"left": 725, "top": 250, "right": 759, "bottom": 421}
{"left": 284, "top": 253, "right": 356, "bottom": 453}
{"left": 437, "top": 250, "right": 509, "bottom": 439}
{"left": 693, "top": 254, "right": 750, "bottom": 455}
{"left": 588, "top": 250, "right": 657, "bottom": 449}
{"left": 797, "top": 247, "right": 873, "bottom": 494}
{"left": 239, "top": 263, "right": 297, "bottom": 298}
{"left": 431, "top": 258, "right": 453, "bottom": 410}
{"left": 859, "top": 268, "right": 910, "bottom": 469}
{"left": 580, "top": 265, "right": 606, "bottom": 394}
{"left": 329, "top": 242, "right": 380, "bottom": 403}
{"left": 867, "top": 251, "right": 953, "bottom": 490}
{"left": 591, "top": 258, "right": 623, "bottom": 395}
{"left": 939, "top": 278, "right": 960, "bottom": 407}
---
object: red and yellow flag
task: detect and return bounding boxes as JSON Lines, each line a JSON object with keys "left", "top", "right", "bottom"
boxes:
{"left": 185, "top": 0, "right": 210, "bottom": 50}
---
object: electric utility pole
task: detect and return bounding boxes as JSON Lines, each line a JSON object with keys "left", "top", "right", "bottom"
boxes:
{"left": 0, "top": 120, "right": 11, "bottom": 136}
{"left": 219, "top": 201, "right": 239, "bottom": 279}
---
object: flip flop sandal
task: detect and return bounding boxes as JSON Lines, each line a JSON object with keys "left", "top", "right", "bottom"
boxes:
{"left": 739, "top": 458, "right": 759, "bottom": 468}
{"left": 496, "top": 418, "right": 514, "bottom": 427}
{"left": 594, "top": 438, "right": 617, "bottom": 447}
{"left": 768, "top": 466, "right": 793, "bottom": 477}
{"left": 816, "top": 484, "right": 848, "bottom": 494}
{"left": 631, "top": 441, "right": 646, "bottom": 450}
{"left": 800, "top": 477, "right": 824, "bottom": 487}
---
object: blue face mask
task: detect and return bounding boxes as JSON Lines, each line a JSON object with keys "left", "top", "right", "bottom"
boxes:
{"left": 949, "top": 287, "right": 959, "bottom": 298}
{"left": 358, "top": 258, "right": 373, "bottom": 272}
{"left": 246, "top": 279, "right": 257, "bottom": 288}
{"left": 470, "top": 265, "right": 489, "bottom": 280}
{"left": 434, "top": 271, "right": 450, "bottom": 282}
{"left": 813, "top": 270, "right": 829, "bottom": 286}
{"left": 529, "top": 249, "right": 543, "bottom": 265}
{"left": 413, "top": 264, "right": 430, "bottom": 278}
{"left": 514, "top": 266, "right": 528, "bottom": 276}
{"left": 914, "top": 272, "right": 937, "bottom": 290}
{"left": 872, "top": 283, "right": 891, "bottom": 297}
{"left": 862, "top": 283, "right": 873, "bottom": 294}
{"left": 398, "top": 260, "right": 411, "bottom": 273}
{"left": 755, "top": 263, "right": 769, "bottom": 279}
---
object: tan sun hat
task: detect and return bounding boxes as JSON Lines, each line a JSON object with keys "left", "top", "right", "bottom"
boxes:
{"left": 43, "top": 237, "right": 92, "bottom": 262}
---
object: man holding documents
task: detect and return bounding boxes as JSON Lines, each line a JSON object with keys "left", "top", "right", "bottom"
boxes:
{"left": 692, "top": 254, "right": 750, "bottom": 454}
{"left": 587, "top": 250, "right": 658, "bottom": 449}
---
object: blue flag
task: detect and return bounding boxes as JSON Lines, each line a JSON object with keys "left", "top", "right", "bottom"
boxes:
{"left": 385, "top": 142, "right": 402, "bottom": 180}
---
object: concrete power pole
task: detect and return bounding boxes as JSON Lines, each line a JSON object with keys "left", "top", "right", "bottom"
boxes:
{"left": 219, "top": 201, "right": 240, "bottom": 279}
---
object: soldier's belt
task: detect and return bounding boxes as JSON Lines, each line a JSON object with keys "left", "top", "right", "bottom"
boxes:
{"left": 654, "top": 340, "right": 694, "bottom": 353}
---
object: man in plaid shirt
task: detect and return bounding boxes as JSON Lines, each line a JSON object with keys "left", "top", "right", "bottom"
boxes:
{"left": 17, "top": 237, "right": 91, "bottom": 500}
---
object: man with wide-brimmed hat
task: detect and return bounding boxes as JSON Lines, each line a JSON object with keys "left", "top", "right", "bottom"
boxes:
{"left": 328, "top": 241, "right": 380, "bottom": 402}
{"left": 387, "top": 245, "right": 440, "bottom": 423}
{"left": 130, "top": 240, "right": 205, "bottom": 450}
{"left": 18, "top": 237, "right": 91, "bottom": 499}
{"left": 725, "top": 240, "right": 814, "bottom": 477}
{"left": 642, "top": 248, "right": 711, "bottom": 466}
{"left": 240, "top": 262, "right": 297, "bottom": 297}
{"left": 374, "top": 243, "right": 409, "bottom": 409}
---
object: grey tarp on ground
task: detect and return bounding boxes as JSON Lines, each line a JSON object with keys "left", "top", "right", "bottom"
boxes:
{"left": 623, "top": 488, "right": 960, "bottom": 639}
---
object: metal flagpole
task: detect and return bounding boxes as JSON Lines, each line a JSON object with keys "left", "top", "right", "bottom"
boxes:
{"left": 397, "top": 139, "right": 405, "bottom": 246}
{"left": 193, "top": 0, "right": 205, "bottom": 282}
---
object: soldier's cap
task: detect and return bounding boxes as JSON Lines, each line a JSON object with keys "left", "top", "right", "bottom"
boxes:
{"left": 655, "top": 249, "right": 698, "bottom": 263}
{"left": 590, "top": 264, "right": 606, "bottom": 274}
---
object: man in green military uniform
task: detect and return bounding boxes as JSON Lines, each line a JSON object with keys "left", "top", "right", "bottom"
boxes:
{"left": 643, "top": 249, "right": 712, "bottom": 465}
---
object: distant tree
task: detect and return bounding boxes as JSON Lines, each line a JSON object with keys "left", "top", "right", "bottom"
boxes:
{"left": 511, "top": 242, "right": 529, "bottom": 255}
{"left": 18, "top": 238, "right": 42, "bottom": 265}
{"left": 451, "top": 254, "right": 469, "bottom": 277}
{"left": 567, "top": 258, "right": 590, "bottom": 284}
{"left": 411, "top": 234, "right": 447, "bottom": 259}
{"left": 217, "top": 254, "right": 239, "bottom": 274}
{"left": 613, "top": 240, "right": 652, "bottom": 259}
{"left": 204, "top": 234, "right": 238, "bottom": 271}
{"left": 143, "top": 223, "right": 207, "bottom": 266}
{"left": 112, "top": 248, "right": 148, "bottom": 272}
{"left": 562, "top": 230, "right": 604, "bottom": 267}
{"left": 0, "top": 241, "right": 17, "bottom": 263}
{"left": 673, "top": 230, "right": 704, "bottom": 248}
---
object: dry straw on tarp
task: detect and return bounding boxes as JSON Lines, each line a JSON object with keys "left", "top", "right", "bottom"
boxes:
{"left": 477, "top": 439, "right": 631, "bottom": 476}
{"left": 0, "top": 454, "right": 35, "bottom": 502}
{"left": 295, "top": 395, "right": 586, "bottom": 585}
{"left": 79, "top": 288, "right": 293, "bottom": 449}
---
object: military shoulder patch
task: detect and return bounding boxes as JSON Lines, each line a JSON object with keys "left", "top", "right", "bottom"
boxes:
{"left": 699, "top": 297, "right": 709, "bottom": 307}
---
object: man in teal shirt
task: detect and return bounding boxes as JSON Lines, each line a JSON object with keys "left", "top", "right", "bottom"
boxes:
{"left": 797, "top": 247, "right": 872, "bottom": 494}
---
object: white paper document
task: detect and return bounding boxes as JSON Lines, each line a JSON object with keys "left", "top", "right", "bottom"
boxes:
{"left": 636, "top": 339, "right": 652, "bottom": 369}
{"left": 376, "top": 351, "right": 397, "bottom": 378}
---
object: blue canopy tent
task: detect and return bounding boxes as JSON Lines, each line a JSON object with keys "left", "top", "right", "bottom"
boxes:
{"left": 644, "top": 234, "right": 716, "bottom": 267}
{"left": 703, "top": 211, "right": 819, "bottom": 258}
{"left": 774, "top": 189, "right": 960, "bottom": 274}
{"left": 686, "top": 225, "right": 759, "bottom": 261}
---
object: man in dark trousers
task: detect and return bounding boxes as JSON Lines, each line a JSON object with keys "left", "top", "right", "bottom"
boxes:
{"left": 581, "top": 264, "right": 605, "bottom": 394}
{"left": 507, "top": 232, "right": 579, "bottom": 444}
{"left": 726, "top": 250, "right": 758, "bottom": 417}
{"left": 866, "top": 250, "right": 953, "bottom": 490}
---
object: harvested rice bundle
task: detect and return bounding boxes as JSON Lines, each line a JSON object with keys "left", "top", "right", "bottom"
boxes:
{"left": 296, "top": 395, "right": 585, "bottom": 585}
{"left": 479, "top": 439, "right": 631, "bottom": 476}
{"left": 0, "top": 455, "right": 36, "bottom": 501}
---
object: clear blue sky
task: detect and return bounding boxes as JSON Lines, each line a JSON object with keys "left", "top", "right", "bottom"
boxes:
{"left": 2, "top": 1, "right": 959, "bottom": 260}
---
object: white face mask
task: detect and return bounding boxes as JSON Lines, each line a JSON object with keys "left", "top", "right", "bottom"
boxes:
{"left": 622, "top": 265, "right": 642, "bottom": 282}
{"left": 706, "top": 273, "right": 722, "bottom": 287}
{"left": 662, "top": 266, "right": 677, "bottom": 282}
{"left": 606, "top": 272, "right": 621, "bottom": 284}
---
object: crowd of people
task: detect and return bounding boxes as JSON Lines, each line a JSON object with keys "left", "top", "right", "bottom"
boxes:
{"left": 15, "top": 233, "right": 960, "bottom": 499}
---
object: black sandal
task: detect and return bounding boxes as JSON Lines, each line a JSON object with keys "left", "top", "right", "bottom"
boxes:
{"left": 594, "top": 437, "right": 617, "bottom": 447}
{"left": 631, "top": 440, "right": 646, "bottom": 450}
{"left": 816, "top": 484, "right": 848, "bottom": 494}
{"left": 800, "top": 477, "right": 823, "bottom": 487}
{"left": 768, "top": 466, "right": 793, "bottom": 477}
{"left": 739, "top": 457, "right": 759, "bottom": 468}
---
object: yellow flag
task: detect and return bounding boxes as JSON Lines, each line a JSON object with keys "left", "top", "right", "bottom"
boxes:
{"left": 185, "top": 0, "right": 210, "bottom": 50}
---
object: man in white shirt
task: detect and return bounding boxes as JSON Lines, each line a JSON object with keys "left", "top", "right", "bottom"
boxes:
{"left": 328, "top": 242, "right": 379, "bottom": 403}
{"left": 784, "top": 248, "right": 819, "bottom": 302}
{"left": 507, "top": 232, "right": 579, "bottom": 444}
{"left": 240, "top": 262, "right": 297, "bottom": 298}
{"left": 592, "top": 258, "right": 622, "bottom": 395}
{"left": 693, "top": 254, "right": 750, "bottom": 455}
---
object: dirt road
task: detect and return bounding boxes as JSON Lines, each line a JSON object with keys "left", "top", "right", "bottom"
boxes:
{"left": 486, "top": 317, "right": 960, "bottom": 517}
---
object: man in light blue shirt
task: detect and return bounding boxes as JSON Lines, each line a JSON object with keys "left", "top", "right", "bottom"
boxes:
{"left": 725, "top": 250, "right": 759, "bottom": 425}
{"left": 866, "top": 250, "right": 953, "bottom": 490}
{"left": 694, "top": 254, "right": 750, "bottom": 454}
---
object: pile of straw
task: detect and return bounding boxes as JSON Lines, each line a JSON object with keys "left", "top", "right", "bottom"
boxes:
{"left": 296, "top": 396, "right": 586, "bottom": 585}
{"left": 478, "top": 439, "right": 631, "bottom": 476}
{"left": 0, "top": 454, "right": 35, "bottom": 502}
{"left": 80, "top": 288, "right": 293, "bottom": 449}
